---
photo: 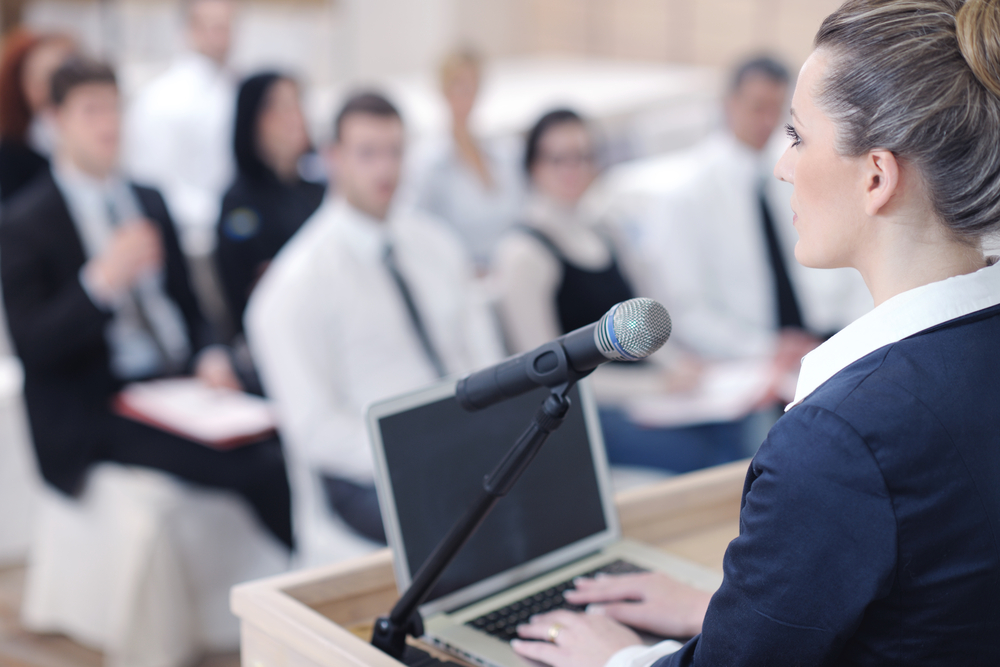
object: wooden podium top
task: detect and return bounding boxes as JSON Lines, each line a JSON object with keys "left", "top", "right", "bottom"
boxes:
{"left": 231, "top": 460, "right": 748, "bottom": 667}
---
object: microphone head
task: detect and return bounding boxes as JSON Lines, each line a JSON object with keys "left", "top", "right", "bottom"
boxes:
{"left": 594, "top": 298, "right": 672, "bottom": 361}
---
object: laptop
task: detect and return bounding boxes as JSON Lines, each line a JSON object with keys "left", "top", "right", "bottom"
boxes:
{"left": 367, "top": 378, "right": 722, "bottom": 667}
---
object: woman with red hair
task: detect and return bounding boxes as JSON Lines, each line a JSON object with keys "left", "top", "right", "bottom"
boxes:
{"left": 0, "top": 29, "right": 74, "bottom": 205}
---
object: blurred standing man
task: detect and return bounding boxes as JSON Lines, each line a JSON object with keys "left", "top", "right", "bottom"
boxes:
{"left": 0, "top": 58, "right": 293, "bottom": 550}
{"left": 636, "top": 56, "right": 870, "bottom": 393}
{"left": 246, "top": 92, "right": 502, "bottom": 566}
{"left": 124, "top": 0, "right": 238, "bottom": 258}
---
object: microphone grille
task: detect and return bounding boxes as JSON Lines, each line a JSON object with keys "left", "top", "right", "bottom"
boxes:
{"left": 596, "top": 298, "right": 672, "bottom": 361}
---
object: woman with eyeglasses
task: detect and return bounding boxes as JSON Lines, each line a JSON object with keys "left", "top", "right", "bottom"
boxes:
{"left": 494, "top": 109, "right": 634, "bottom": 352}
{"left": 494, "top": 109, "right": 747, "bottom": 474}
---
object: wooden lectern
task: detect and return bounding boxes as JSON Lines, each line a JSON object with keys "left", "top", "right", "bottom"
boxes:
{"left": 231, "top": 459, "right": 748, "bottom": 667}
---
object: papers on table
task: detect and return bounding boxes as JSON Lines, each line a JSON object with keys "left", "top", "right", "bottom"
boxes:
{"left": 113, "top": 378, "right": 277, "bottom": 449}
{"left": 593, "top": 359, "right": 794, "bottom": 428}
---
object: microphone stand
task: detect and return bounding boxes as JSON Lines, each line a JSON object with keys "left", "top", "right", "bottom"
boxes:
{"left": 371, "top": 374, "right": 591, "bottom": 663}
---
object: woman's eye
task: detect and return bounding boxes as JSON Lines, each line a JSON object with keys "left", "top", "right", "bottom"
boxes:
{"left": 785, "top": 123, "right": 802, "bottom": 147}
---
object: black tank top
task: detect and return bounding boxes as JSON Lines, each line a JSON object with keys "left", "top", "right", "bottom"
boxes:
{"left": 519, "top": 227, "right": 635, "bottom": 334}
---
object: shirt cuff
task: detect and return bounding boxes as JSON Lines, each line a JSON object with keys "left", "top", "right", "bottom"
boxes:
{"left": 604, "top": 640, "right": 684, "bottom": 667}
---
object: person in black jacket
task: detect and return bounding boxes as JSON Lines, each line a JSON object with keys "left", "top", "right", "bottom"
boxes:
{"left": 0, "top": 57, "right": 293, "bottom": 550}
{"left": 215, "top": 72, "right": 325, "bottom": 333}
{"left": 0, "top": 29, "right": 75, "bottom": 205}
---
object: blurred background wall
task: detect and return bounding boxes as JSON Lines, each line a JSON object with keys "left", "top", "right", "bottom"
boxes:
{"left": 3, "top": 0, "right": 844, "bottom": 86}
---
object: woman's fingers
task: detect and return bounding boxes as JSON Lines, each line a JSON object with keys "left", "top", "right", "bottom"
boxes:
{"left": 564, "top": 572, "right": 648, "bottom": 604}
{"left": 510, "top": 638, "right": 562, "bottom": 665}
{"left": 516, "top": 609, "right": 583, "bottom": 641}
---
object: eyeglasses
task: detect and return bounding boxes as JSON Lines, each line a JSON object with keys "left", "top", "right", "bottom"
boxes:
{"left": 537, "top": 151, "right": 596, "bottom": 168}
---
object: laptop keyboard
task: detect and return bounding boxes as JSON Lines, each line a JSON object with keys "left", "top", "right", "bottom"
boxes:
{"left": 466, "top": 559, "right": 648, "bottom": 642}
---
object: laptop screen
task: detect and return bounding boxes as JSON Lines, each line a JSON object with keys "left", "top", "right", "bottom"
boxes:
{"left": 375, "top": 384, "right": 609, "bottom": 605}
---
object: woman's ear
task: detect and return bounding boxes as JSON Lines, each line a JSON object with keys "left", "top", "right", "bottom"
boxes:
{"left": 863, "top": 149, "right": 900, "bottom": 217}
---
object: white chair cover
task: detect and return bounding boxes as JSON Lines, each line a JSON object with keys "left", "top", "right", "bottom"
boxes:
{"left": 0, "top": 357, "right": 38, "bottom": 565}
{"left": 21, "top": 463, "right": 290, "bottom": 667}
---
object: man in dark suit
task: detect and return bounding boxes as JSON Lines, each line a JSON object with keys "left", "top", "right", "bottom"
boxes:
{"left": 0, "top": 57, "right": 292, "bottom": 550}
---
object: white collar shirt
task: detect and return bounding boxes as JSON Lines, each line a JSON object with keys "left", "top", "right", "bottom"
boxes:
{"left": 789, "top": 258, "right": 1000, "bottom": 410}
{"left": 123, "top": 51, "right": 237, "bottom": 255}
{"left": 245, "top": 197, "right": 504, "bottom": 485}
{"left": 405, "top": 134, "right": 525, "bottom": 267}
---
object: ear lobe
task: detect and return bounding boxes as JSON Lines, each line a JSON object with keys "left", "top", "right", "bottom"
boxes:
{"left": 864, "top": 150, "right": 899, "bottom": 217}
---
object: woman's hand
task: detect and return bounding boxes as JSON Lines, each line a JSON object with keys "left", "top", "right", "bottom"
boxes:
{"left": 563, "top": 572, "right": 713, "bottom": 639}
{"left": 512, "top": 609, "right": 642, "bottom": 667}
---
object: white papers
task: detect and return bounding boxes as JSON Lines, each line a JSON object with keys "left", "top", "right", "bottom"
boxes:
{"left": 617, "top": 360, "right": 776, "bottom": 428}
{"left": 114, "top": 378, "right": 276, "bottom": 449}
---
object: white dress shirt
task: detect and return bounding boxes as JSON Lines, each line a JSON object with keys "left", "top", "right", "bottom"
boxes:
{"left": 53, "top": 161, "right": 191, "bottom": 379}
{"left": 618, "top": 131, "right": 872, "bottom": 360}
{"left": 405, "top": 134, "right": 525, "bottom": 268}
{"left": 124, "top": 52, "right": 236, "bottom": 256}
{"left": 791, "top": 258, "right": 1000, "bottom": 410}
{"left": 245, "top": 197, "right": 503, "bottom": 485}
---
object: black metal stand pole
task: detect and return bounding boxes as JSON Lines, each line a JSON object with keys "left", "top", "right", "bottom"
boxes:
{"left": 371, "top": 383, "right": 577, "bottom": 661}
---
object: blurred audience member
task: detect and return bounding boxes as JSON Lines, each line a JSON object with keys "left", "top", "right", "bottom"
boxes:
{"left": 124, "top": 0, "right": 239, "bottom": 256}
{"left": 408, "top": 48, "right": 523, "bottom": 271}
{"left": 638, "top": 56, "right": 870, "bottom": 393}
{"left": 0, "top": 29, "right": 75, "bottom": 205}
{"left": 494, "top": 109, "right": 748, "bottom": 473}
{"left": 246, "top": 92, "right": 502, "bottom": 560}
{"left": 216, "top": 72, "right": 325, "bottom": 335}
{"left": 0, "top": 58, "right": 293, "bottom": 550}
{"left": 494, "top": 109, "right": 634, "bottom": 351}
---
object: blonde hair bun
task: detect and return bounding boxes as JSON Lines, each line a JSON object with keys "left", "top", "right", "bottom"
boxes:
{"left": 957, "top": 0, "right": 1000, "bottom": 98}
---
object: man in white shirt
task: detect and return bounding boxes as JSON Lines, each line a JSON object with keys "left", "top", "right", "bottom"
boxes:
{"left": 246, "top": 92, "right": 502, "bottom": 565}
{"left": 618, "top": 57, "right": 870, "bottom": 395}
{"left": 123, "top": 0, "right": 238, "bottom": 257}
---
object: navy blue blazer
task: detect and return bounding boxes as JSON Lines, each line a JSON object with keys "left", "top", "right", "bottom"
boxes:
{"left": 657, "top": 304, "right": 1000, "bottom": 666}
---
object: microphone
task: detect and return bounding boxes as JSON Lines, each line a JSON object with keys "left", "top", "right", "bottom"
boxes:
{"left": 456, "top": 298, "right": 672, "bottom": 411}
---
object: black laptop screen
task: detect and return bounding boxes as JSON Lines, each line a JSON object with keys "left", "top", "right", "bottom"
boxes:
{"left": 378, "top": 385, "right": 608, "bottom": 603}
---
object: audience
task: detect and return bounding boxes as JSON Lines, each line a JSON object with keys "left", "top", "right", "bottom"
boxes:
{"left": 0, "top": 58, "right": 293, "bottom": 551}
{"left": 123, "top": 0, "right": 239, "bottom": 257}
{"left": 634, "top": 56, "right": 870, "bottom": 394}
{"left": 245, "top": 92, "right": 502, "bottom": 563}
{"left": 493, "top": 109, "right": 747, "bottom": 473}
{"left": 0, "top": 29, "right": 75, "bottom": 205}
{"left": 494, "top": 109, "right": 633, "bottom": 351}
{"left": 216, "top": 72, "right": 326, "bottom": 336}
{"left": 408, "top": 48, "right": 524, "bottom": 272}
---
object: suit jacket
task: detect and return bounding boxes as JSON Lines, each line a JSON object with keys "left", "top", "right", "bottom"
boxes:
{"left": 656, "top": 304, "right": 1000, "bottom": 666}
{"left": 0, "top": 171, "right": 211, "bottom": 495}
{"left": 0, "top": 140, "right": 49, "bottom": 205}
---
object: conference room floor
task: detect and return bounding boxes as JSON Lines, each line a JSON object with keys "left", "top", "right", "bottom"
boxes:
{"left": 0, "top": 562, "right": 239, "bottom": 667}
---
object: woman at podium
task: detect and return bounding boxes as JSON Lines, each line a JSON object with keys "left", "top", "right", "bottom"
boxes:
{"left": 512, "top": 1, "right": 1000, "bottom": 665}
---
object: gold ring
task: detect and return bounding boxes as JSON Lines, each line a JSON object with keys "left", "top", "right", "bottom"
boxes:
{"left": 547, "top": 623, "right": 563, "bottom": 643}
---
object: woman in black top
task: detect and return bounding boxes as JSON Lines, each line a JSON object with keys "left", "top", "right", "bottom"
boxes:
{"left": 494, "top": 109, "right": 747, "bottom": 474}
{"left": 215, "top": 72, "right": 326, "bottom": 332}
{"left": 0, "top": 30, "right": 74, "bottom": 205}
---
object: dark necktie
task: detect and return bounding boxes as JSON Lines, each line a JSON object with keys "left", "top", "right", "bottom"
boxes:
{"left": 759, "top": 186, "right": 804, "bottom": 330}
{"left": 383, "top": 243, "right": 447, "bottom": 378}
{"left": 106, "top": 196, "right": 182, "bottom": 374}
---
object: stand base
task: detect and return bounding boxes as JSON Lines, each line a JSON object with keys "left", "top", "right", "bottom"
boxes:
{"left": 402, "top": 645, "right": 465, "bottom": 667}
